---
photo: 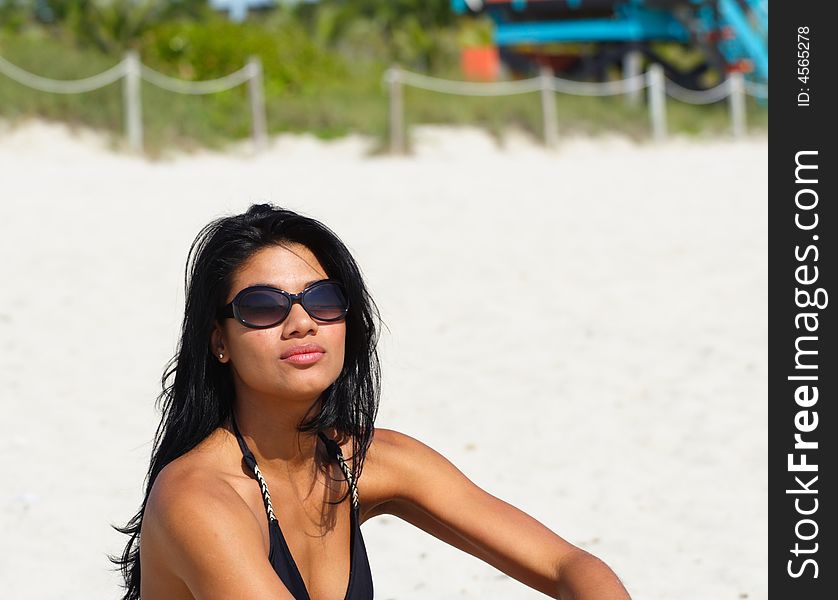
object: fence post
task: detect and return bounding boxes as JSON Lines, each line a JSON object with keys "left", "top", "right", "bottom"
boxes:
{"left": 247, "top": 56, "right": 268, "bottom": 152}
{"left": 647, "top": 64, "right": 667, "bottom": 141}
{"left": 539, "top": 65, "right": 559, "bottom": 149}
{"left": 123, "top": 51, "right": 143, "bottom": 153}
{"left": 728, "top": 72, "right": 746, "bottom": 139}
{"left": 387, "top": 65, "right": 404, "bottom": 154}
{"left": 623, "top": 49, "right": 642, "bottom": 106}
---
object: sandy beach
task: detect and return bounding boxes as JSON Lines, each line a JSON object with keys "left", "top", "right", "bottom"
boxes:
{"left": 0, "top": 121, "right": 767, "bottom": 599}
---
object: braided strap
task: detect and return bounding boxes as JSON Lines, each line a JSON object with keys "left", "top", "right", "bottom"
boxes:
{"left": 334, "top": 449, "right": 360, "bottom": 512}
{"left": 250, "top": 461, "right": 278, "bottom": 523}
{"left": 251, "top": 438, "right": 359, "bottom": 517}
{"left": 244, "top": 428, "right": 359, "bottom": 518}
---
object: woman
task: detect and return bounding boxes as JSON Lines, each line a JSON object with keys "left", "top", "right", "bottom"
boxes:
{"left": 111, "top": 204, "right": 631, "bottom": 600}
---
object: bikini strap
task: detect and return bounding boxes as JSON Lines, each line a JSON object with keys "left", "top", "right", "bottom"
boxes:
{"left": 231, "top": 413, "right": 277, "bottom": 523}
{"left": 318, "top": 431, "right": 361, "bottom": 512}
{"left": 230, "top": 414, "right": 360, "bottom": 519}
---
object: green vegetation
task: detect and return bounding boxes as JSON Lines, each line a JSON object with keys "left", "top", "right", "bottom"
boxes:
{"left": 0, "top": 1, "right": 767, "bottom": 154}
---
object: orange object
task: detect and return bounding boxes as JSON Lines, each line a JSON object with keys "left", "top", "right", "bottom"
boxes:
{"left": 728, "top": 59, "right": 754, "bottom": 73}
{"left": 461, "top": 46, "right": 500, "bottom": 81}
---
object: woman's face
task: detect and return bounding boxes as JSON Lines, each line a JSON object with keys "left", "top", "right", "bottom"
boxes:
{"left": 212, "top": 243, "right": 347, "bottom": 404}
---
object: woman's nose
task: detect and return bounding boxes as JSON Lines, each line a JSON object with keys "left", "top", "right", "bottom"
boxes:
{"left": 283, "top": 301, "right": 317, "bottom": 337}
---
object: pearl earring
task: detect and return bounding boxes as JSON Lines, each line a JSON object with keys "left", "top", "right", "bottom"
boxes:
{"left": 218, "top": 352, "right": 224, "bottom": 359}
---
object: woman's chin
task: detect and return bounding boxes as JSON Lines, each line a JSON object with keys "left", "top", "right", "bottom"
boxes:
{"left": 274, "top": 375, "right": 335, "bottom": 401}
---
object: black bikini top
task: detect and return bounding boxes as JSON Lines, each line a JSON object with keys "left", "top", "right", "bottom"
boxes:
{"left": 230, "top": 415, "right": 374, "bottom": 600}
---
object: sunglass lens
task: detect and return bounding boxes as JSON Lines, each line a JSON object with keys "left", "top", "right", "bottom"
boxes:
{"left": 237, "top": 289, "right": 290, "bottom": 327}
{"left": 304, "top": 283, "right": 348, "bottom": 321}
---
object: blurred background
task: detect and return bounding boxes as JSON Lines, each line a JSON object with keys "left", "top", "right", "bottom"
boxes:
{"left": 0, "top": 0, "right": 767, "bottom": 154}
{"left": 0, "top": 2, "right": 767, "bottom": 599}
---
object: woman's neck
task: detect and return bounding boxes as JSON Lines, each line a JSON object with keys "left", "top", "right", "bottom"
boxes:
{"left": 229, "top": 392, "right": 326, "bottom": 476}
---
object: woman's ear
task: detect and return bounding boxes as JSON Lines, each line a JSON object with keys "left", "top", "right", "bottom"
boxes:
{"left": 210, "top": 321, "right": 228, "bottom": 363}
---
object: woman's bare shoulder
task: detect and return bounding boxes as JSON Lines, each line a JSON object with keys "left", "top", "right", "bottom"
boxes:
{"left": 142, "top": 460, "right": 292, "bottom": 599}
{"left": 142, "top": 428, "right": 264, "bottom": 554}
{"left": 338, "top": 426, "right": 415, "bottom": 455}
{"left": 140, "top": 438, "right": 279, "bottom": 597}
{"left": 144, "top": 441, "right": 257, "bottom": 544}
{"left": 366, "top": 427, "right": 435, "bottom": 462}
{"left": 148, "top": 453, "right": 237, "bottom": 511}
{"left": 340, "top": 426, "right": 415, "bottom": 474}
{"left": 147, "top": 430, "right": 243, "bottom": 509}
{"left": 355, "top": 427, "right": 439, "bottom": 520}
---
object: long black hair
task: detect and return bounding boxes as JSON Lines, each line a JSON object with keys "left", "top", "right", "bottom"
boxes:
{"left": 109, "top": 204, "right": 382, "bottom": 599}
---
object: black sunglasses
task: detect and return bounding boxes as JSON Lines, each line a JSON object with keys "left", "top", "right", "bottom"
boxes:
{"left": 217, "top": 279, "right": 349, "bottom": 329}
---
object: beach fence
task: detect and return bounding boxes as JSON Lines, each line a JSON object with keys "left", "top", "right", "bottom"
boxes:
{"left": 1, "top": 51, "right": 767, "bottom": 154}
{"left": 0, "top": 51, "right": 267, "bottom": 153}
{"left": 384, "top": 64, "right": 768, "bottom": 153}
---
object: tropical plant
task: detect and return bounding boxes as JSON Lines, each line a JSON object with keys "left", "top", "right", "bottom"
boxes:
{"left": 29, "top": 0, "right": 211, "bottom": 52}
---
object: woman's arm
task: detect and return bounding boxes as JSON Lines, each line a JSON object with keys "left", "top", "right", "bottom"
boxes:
{"left": 142, "top": 468, "right": 296, "bottom": 600}
{"left": 365, "top": 429, "right": 631, "bottom": 600}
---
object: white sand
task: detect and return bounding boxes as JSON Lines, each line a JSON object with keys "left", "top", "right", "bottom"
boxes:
{"left": 0, "top": 121, "right": 767, "bottom": 599}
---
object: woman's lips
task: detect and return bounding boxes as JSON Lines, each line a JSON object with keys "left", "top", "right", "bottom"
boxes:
{"left": 280, "top": 343, "right": 326, "bottom": 364}
{"left": 282, "top": 351, "right": 325, "bottom": 365}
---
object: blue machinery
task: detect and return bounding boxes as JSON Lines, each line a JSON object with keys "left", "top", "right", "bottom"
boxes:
{"left": 210, "top": 1, "right": 767, "bottom": 88}
{"left": 451, "top": 0, "right": 767, "bottom": 87}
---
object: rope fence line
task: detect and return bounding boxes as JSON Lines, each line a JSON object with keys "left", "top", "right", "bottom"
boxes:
{"left": 1, "top": 52, "right": 767, "bottom": 154}
{"left": 551, "top": 72, "right": 650, "bottom": 96}
{"left": 664, "top": 79, "right": 732, "bottom": 105}
{"left": 388, "top": 69, "right": 544, "bottom": 96}
{"left": 0, "top": 52, "right": 267, "bottom": 153}
{"left": 0, "top": 54, "right": 126, "bottom": 94}
{"left": 386, "top": 67, "right": 651, "bottom": 98}
{"left": 385, "top": 65, "right": 767, "bottom": 152}
{"left": 744, "top": 80, "right": 769, "bottom": 99}
{"left": 140, "top": 63, "right": 256, "bottom": 95}
{"left": 386, "top": 67, "right": 767, "bottom": 101}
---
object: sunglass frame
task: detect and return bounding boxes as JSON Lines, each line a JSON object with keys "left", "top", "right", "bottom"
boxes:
{"left": 217, "top": 279, "right": 349, "bottom": 329}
